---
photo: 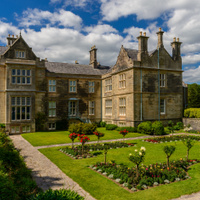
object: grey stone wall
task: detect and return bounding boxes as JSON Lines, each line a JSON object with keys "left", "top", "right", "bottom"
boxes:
{"left": 183, "top": 118, "right": 200, "bottom": 131}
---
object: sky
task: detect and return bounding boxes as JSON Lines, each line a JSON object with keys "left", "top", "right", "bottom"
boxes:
{"left": 0, "top": 0, "right": 200, "bottom": 84}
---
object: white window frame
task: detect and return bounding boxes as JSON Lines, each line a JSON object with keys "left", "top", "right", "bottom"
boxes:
{"left": 119, "top": 98, "right": 126, "bottom": 116}
{"left": 160, "top": 74, "right": 165, "bottom": 87}
{"left": 11, "top": 126, "right": 20, "bottom": 134}
{"left": 69, "top": 101, "right": 76, "bottom": 116}
{"left": 69, "top": 80, "right": 77, "bottom": 93}
{"left": 16, "top": 50, "right": 25, "bottom": 58}
{"left": 11, "top": 97, "right": 31, "bottom": 121}
{"left": 160, "top": 99, "right": 165, "bottom": 114}
{"left": 49, "top": 80, "right": 56, "bottom": 92}
{"left": 105, "top": 78, "right": 112, "bottom": 92}
{"left": 11, "top": 69, "right": 31, "bottom": 85}
{"left": 119, "top": 122, "right": 126, "bottom": 127}
{"left": 119, "top": 74, "right": 126, "bottom": 89}
{"left": 22, "top": 126, "right": 31, "bottom": 133}
{"left": 89, "top": 81, "right": 95, "bottom": 93}
{"left": 89, "top": 101, "right": 95, "bottom": 115}
{"left": 49, "top": 101, "right": 56, "bottom": 117}
{"left": 105, "top": 99, "right": 112, "bottom": 116}
{"left": 49, "top": 123, "right": 56, "bottom": 130}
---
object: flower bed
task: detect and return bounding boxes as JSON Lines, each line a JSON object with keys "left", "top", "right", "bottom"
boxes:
{"left": 90, "top": 159, "right": 198, "bottom": 191}
{"left": 60, "top": 142, "right": 134, "bottom": 159}
{"left": 144, "top": 135, "right": 200, "bottom": 143}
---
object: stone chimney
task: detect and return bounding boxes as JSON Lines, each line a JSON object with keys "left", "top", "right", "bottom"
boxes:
{"left": 156, "top": 27, "right": 164, "bottom": 49}
{"left": 137, "top": 31, "right": 149, "bottom": 61}
{"left": 7, "top": 34, "right": 17, "bottom": 46}
{"left": 171, "top": 37, "right": 182, "bottom": 60}
{"left": 89, "top": 45, "right": 98, "bottom": 68}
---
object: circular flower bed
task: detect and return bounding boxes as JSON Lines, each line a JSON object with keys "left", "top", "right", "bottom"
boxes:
{"left": 90, "top": 159, "right": 199, "bottom": 191}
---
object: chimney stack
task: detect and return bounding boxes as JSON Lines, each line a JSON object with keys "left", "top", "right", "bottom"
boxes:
{"left": 137, "top": 31, "right": 149, "bottom": 61}
{"left": 171, "top": 37, "right": 182, "bottom": 60}
{"left": 156, "top": 27, "right": 164, "bottom": 49}
{"left": 89, "top": 45, "right": 98, "bottom": 68}
{"left": 7, "top": 34, "right": 17, "bottom": 46}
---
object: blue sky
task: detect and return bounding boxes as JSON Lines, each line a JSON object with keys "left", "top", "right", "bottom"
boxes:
{"left": 0, "top": 0, "right": 200, "bottom": 84}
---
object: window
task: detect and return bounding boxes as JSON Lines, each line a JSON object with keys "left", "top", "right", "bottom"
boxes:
{"left": 119, "top": 122, "right": 126, "bottom": 127}
{"left": 22, "top": 126, "right": 31, "bottom": 133}
{"left": 105, "top": 78, "right": 112, "bottom": 92}
{"left": 11, "top": 126, "right": 20, "bottom": 134}
{"left": 16, "top": 50, "right": 25, "bottom": 58}
{"left": 69, "top": 101, "right": 76, "bottom": 116}
{"left": 11, "top": 97, "right": 31, "bottom": 121}
{"left": 69, "top": 80, "right": 77, "bottom": 93}
{"left": 89, "top": 81, "right": 95, "bottom": 93}
{"left": 160, "top": 99, "right": 165, "bottom": 114}
{"left": 160, "top": 74, "right": 165, "bottom": 87}
{"left": 119, "top": 74, "right": 126, "bottom": 88}
{"left": 49, "top": 80, "right": 56, "bottom": 92}
{"left": 89, "top": 101, "right": 95, "bottom": 115}
{"left": 49, "top": 101, "right": 56, "bottom": 117}
{"left": 119, "top": 98, "right": 126, "bottom": 116}
{"left": 49, "top": 123, "right": 56, "bottom": 130}
{"left": 12, "top": 69, "right": 31, "bottom": 84}
{"left": 105, "top": 99, "right": 112, "bottom": 116}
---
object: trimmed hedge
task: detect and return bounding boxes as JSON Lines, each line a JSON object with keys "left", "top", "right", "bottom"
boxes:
{"left": 184, "top": 108, "right": 200, "bottom": 118}
{"left": 152, "top": 121, "right": 165, "bottom": 135}
{"left": 116, "top": 126, "right": 137, "bottom": 133}
{"left": 105, "top": 124, "right": 118, "bottom": 130}
{"left": 68, "top": 123, "right": 97, "bottom": 135}
{"left": 137, "top": 121, "right": 153, "bottom": 135}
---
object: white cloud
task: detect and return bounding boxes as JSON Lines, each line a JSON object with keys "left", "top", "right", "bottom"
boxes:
{"left": 50, "top": 0, "right": 90, "bottom": 7}
{"left": 183, "top": 66, "right": 200, "bottom": 83}
{"left": 17, "top": 9, "right": 82, "bottom": 29}
{"left": 84, "top": 24, "right": 118, "bottom": 34}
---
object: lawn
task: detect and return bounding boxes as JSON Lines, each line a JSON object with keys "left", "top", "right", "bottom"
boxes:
{"left": 22, "top": 128, "right": 146, "bottom": 146}
{"left": 39, "top": 139, "right": 200, "bottom": 200}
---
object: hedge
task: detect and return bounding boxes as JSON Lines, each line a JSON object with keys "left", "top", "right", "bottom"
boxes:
{"left": 184, "top": 108, "right": 200, "bottom": 118}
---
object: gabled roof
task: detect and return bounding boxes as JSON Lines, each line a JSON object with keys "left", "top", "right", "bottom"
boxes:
{"left": 124, "top": 48, "right": 138, "bottom": 60}
{"left": 0, "top": 46, "right": 8, "bottom": 55}
{"left": 45, "top": 62, "right": 110, "bottom": 76}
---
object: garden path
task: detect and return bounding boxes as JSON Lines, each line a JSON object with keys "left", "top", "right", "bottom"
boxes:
{"left": 10, "top": 133, "right": 200, "bottom": 200}
{"left": 9, "top": 135, "right": 96, "bottom": 200}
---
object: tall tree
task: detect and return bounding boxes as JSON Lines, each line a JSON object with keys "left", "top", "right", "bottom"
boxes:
{"left": 188, "top": 83, "right": 200, "bottom": 108}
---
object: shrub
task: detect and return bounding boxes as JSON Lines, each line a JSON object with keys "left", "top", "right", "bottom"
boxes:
{"left": 68, "top": 123, "right": 84, "bottom": 134}
{"left": 100, "top": 121, "right": 107, "bottom": 127}
{"left": 105, "top": 124, "right": 118, "bottom": 130}
{"left": 184, "top": 108, "right": 200, "bottom": 118}
{"left": 56, "top": 119, "right": 68, "bottom": 130}
{"left": 152, "top": 121, "right": 165, "bottom": 135}
{"left": 137, "top": 121, "right": 152, "bottom": 135}
{"left": 30, "top": 189, "right": 84, "bottom": 200}
{"left": 176, "top": 122, "right": 184, "bottom": 129}
{"left": 82, "top": 123, "right": 97, "bottom": 135}
{"left": 116, "top": 126, "right": 137, "bottom": 133}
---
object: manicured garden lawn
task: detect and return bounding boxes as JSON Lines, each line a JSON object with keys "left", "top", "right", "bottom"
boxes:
{"left": 22, "top": 128, "right": 146, "bottom": 146}
{"left": 39, "top": 139, "right": 200, "bottom": 200}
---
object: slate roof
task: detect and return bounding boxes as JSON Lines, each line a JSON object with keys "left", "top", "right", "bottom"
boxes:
{"left": 0, "top": 46, "right": 8, "bottom": 55}
{"left": 45, "top": 62, "right": 110, "bottom": 75}
{"left": 124, "top": 48, "right": 138, "bottom": 60}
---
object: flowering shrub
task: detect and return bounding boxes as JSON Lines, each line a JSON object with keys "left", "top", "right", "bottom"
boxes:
{"left": 144, "top": 135, "right": 200, "bottom": 143}
{"left": 69, "top": 133, "right": 77, "bottom": 148}
{"left": 93, "top": 131, "right": 105, "bottom": 142}
{"left": 90, "top": 159, "right": 199, "bottom": 191}
{"left": 77, "top": 134, "right": 90, "bottom": 155}
{"left": 119, "top": 129, "right": 128, "bottom": 140}
{"left": 129, "top": 147, "right": 146, "bottom": 178}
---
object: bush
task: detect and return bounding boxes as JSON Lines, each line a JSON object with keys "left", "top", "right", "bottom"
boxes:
{"left": 82, "top": 123, "right": 97, "bottom": 135}
{"left": 56, "top": 119, "right": 68, "bottom": 130}
{"left": 184, "top": 108, "right": 200, "bottom": 118}
{"left": 100, "top": 121, "right": 107, "bottom": 127}
{"left": 177, "top": 122, "right": 184, "bottom": 129}
{"left": 116, "top": 126, "right": 137, "bottom": 133}
{"left": 30, "top": 189, "right": 84, "bottom": 200}
{"left": 137, "top": 121, "right": 153, "bottom": 135}
{"left": 105, "top": 124, "right": 118, "bottom": 130}
{"left": 152, "top": 121, "right": 165, "bottom": 135}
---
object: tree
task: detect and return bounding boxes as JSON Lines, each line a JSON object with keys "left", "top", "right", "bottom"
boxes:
{"left": 188, "top": 83, "right": 200, "bottom": 108}
{"left": 163, "top": 145, "right": 176, "bottom": 168}
{"left": 182, "top": 138, "right": 195, "bottom": 160}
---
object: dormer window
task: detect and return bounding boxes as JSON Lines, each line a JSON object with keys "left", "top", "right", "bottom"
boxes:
{"left": 16, "top": 50, "right": 25, "bottom": 58}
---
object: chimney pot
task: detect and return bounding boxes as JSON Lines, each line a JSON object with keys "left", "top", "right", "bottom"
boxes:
{"left": 177, "top": 38, "right": 179, "bottom": 42}
{"left": 8, "top": 34, "right": 10, "bottom": 37}
{"left": 12, "top": 35, "right": 14, "bottom": 38}
{"left": 173, "top": 37, "right": 176, "bottom": 42}
{"left": 143, "top": 32, "right": 146, "bottom": 36}
{"left": 140, "top": 31, "right": 142, "bottom": 36}
{"left": 159, "top": 27, "right": 162, "bottom": 32}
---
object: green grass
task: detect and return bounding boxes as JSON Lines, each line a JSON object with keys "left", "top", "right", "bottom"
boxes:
{"left": 39, "top": 139, "right": 200, "bottom": 200}
{"left": 22, "top": 128, "right": 146, "bottom": 146}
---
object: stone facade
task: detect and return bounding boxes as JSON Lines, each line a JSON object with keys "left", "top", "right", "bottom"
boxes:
{"left": 0, "top": 28, "right": 184, "bottom": 134}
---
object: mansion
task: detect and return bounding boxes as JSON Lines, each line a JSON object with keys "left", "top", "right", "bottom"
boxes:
{"left": 0, "top": 28, "right": 184, "bottom": 134}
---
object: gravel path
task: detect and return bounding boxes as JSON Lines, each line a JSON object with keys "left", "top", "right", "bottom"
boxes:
{"left": 9, "top": 133, "right": 200, "bottom": 200}
{"left": 9, "top": 135, "right": 96, "bottom": 200}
